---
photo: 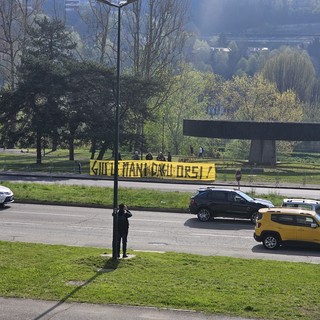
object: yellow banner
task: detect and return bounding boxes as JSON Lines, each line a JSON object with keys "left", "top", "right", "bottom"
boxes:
{"left": 90, "top": 160, "right": 215, "bottom": 181}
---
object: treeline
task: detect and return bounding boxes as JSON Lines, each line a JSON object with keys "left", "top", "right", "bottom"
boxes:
{"left": 192, "top": 0, "right": 320, "bottom": 34}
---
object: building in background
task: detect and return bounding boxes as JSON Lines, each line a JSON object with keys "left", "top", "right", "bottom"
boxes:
{"left": 65, "top": 0, "right": 80, "bottom": 12}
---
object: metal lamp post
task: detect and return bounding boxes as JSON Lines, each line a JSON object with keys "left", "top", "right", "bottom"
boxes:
{"left": 97, "top": 0, "right": 138, "bottom": 260}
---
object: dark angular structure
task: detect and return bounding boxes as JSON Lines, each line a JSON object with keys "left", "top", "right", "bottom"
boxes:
{"left": 183, "top": 120, "right": 320, "bottom": 165}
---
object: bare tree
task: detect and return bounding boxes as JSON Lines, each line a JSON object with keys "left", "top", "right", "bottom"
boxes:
{"left": 78, "top": 0, "right": 189, "bottom": 77}
{"left": 76, "top": 0, "right": 114, "bottom": 64}
{"left": 77, "top": 0, "right": 190, "bottom": 154}
{"left": 126, "top": 0, "right": 189, "bottom": 80}
{"left": 0, "top": 0, "right": 42, "bottom": 89}
{"left": 124, "top": 0, "right": 190, "bottom": 154}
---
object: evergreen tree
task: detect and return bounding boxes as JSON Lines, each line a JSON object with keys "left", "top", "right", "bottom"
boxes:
{"left": 16, "top": 17, "right": 77, "bottom": 164}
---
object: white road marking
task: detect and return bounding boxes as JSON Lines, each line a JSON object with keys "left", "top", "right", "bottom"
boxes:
{"left": 192, "top": 233, "right": 252, "bottom": 239}
{"left": 8, "top": 211, "right": 85, "bottom": 217}
{"left": 0, "top": 221, "right": 41, "bottom": 226}
{"left": 133, "top": 219, "right": 181, "bottom": 223}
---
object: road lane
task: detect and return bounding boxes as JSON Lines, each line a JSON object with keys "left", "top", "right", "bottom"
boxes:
{"left": 1, "top": 203, "right": 319, "bottom": 264}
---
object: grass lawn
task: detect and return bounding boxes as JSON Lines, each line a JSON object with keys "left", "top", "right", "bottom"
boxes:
{"left": 2, "top": 149, "right": 320, "bottom": 186}
{"left": 1, "top": 181, "right": 285, "bottom": 210}
{"left": 0, "top": 241, "right": 319, "bottom": 320}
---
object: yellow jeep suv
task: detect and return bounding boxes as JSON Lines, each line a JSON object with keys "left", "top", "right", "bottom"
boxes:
{"left": 254, "top": 207, "right": 320, "bottom": 250}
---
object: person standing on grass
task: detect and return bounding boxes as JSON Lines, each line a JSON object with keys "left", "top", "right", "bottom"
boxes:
{"left": 117, "top": 203, "right": 132, "bottom": 258}
{"left": 199, "top": 146, "right": 204, "bottom": 158}
{"left": 146, "top": 152, "right": 153, "bottom": 160}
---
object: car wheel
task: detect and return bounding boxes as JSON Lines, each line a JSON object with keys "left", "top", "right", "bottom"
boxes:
{"left": 250, "top": 212, "right": 258, "bottom": 224}
{"left": 262, "top": 234, "right": 280, "bottom": 250}
{"left": 197, "top": 208, "right": 211, "bottom": 222}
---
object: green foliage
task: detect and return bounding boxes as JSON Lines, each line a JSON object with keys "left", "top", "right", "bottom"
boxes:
{"left": 262, "top": 46, "right": 316, "bottom": 102}
{"left": 222, "top": 73, "right": 303, "bottom": 123}
{"left": 3, "top": 182, "right": 192, "bottom": 210}
{"left": 145, "top": 65, "right": 222, "bottom": 155}
{"left": 0, "top": 241, "right": 319, "bottom": 319}
{"left": 224, "top": 140, "right": 250, "bottom": 160}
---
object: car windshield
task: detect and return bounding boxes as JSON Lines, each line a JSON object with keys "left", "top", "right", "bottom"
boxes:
{"left": 315, "top": 213, "right": 320, "bottom": 223}
{"left": 236, "top": 190, "right": 254, "bottom": 202}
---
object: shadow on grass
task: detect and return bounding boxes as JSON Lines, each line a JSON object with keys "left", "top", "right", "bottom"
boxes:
{"left": 32, "top": 257, "right": 120, "bottom": 320}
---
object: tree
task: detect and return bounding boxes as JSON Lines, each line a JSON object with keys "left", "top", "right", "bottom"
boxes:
{"left": 77, "top": 1, "right": 189, "bottom": 156}
{"left": 127, "top": 0, "right": 189, "bottom": 80}
{"left": 210, "top": 50, "right": 229, "bottom": 78}
{"left": 190, "top": 39, "right": 212, "bottom": 72}
{"left": 15, "top": 17, "right": 77, "bottom": 164}
{"left": 77, "top": 0, "right": 113, "bottom": 64}
{"left": 307, "top": 37, "right": 320, "bottom": 74}
{"left": 303, "top": 78, "right": 320, "bottom": 122}
{"left": 222, "top": 73, "right": 303, "bottom": 122}
{"left": 0, "top": 1, "right": 43, "bottom": 148}
{"left": 146, "top": 64, "right": 217, "bottom": 155}
{"left": 221, "top": 73, "right": 303, "bottom": 157}
{"left": 262, "top": 47, "right": 316, "bottom": 102}
{"left": 61, "top": 61, "right": 115, "bottom": 161}
{"left": 0, "top": 0, "right": 43, "bottom": 89}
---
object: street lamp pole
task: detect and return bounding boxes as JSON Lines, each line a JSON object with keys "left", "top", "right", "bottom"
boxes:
{"left": 97, "top": 0, "right": 138, "bottom": 260}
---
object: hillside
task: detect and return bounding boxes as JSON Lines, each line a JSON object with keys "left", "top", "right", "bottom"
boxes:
{"left": 190, "top": 0, "right": 320, "bottom": 36}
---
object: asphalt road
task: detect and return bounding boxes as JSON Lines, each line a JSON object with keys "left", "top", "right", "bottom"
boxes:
{"left": 1, "top": 203, "right": 319, "bottom": 264}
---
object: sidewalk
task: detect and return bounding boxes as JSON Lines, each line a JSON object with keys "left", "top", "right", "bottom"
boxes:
{"left": 0, "top": 297, "right": 259, "bottom": 320}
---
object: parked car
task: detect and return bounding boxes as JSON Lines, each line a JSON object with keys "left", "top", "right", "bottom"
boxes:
{"left": 0, "top": 185, "right": 14, "bottom": 207}
{"left": 189, "top": 187, "right": 274, "bottom": 223}
{"left": 254, "top": 207, "right": 320, "bottom": 249}
{"left": 282, "top": 198, "right": 320, "bottom": 214}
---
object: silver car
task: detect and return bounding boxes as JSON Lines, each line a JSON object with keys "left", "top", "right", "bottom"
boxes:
{"left": 0, "top": 185, "right": 14, "bottom": 207}
{"left": 282, "top": 198, "right": 320, "bottom": 214}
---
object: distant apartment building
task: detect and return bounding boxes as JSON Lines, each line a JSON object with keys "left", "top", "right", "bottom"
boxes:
{"left": 247, "top": 47, "right": 269, "bottom": 55}
{"left": 65, "top": 0, "right": 80, "bottom": 11}
{"left": 211, "top": 47, "right": 232, "bottom": 53}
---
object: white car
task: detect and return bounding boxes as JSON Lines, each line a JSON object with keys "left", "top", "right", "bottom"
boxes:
{"left": 0, "top": 185, "right": 14, "bottom": 207}
{"left": 282, "top": 198, "right": 320, "bottom": 214}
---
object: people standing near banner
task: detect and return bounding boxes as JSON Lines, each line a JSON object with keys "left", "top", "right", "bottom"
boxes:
{"left": 146, "top": 152, "right": 153, "bottom": 160}
{"left": 117, "top": 203, "right": 132, "bottom": 258}
{"left": 167, "top": 151, "right": 172, "bottom": 162}
{"left": 157, "top": 152, "right": 166, "bottom": 161}
{"left": 199, "top": 146, "right": 204, "bottom": 158}
{"left": 190, "top": 145, "right": 194, "bottom": 156}
{"left": 132, "top": 150, "right": 139, "bottom": 160}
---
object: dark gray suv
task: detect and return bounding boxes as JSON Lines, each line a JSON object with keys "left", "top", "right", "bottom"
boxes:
{"left": 189, "top": 187, "right": 274, "bottom": 223}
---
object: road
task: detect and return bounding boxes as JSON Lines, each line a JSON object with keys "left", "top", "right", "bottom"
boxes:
{"left": 1, "top": 203, "right": 319, "bottom": 264}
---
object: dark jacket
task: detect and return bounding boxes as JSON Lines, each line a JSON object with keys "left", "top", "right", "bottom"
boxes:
{"left": 117, "top": 209, "right": 132, "bottom": 232}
